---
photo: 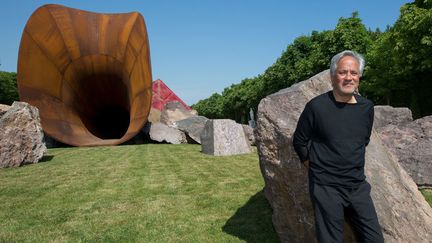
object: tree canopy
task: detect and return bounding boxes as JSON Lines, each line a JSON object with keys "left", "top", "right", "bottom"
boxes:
{"left": 0, "top": 71, "right": 18, "bottom": 105}
{"left": 193, "top": 2, "right": 432, "bottom": 121}
{"left": 193, "top": 12, "right": 374, "bottom": 122}
{"left": 363, "top": 0, "right": 432, "bottom": 118}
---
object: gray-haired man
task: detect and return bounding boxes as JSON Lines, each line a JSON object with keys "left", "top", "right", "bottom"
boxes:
{"left": 293, "top": 50, "right": 384, "bottom": 242}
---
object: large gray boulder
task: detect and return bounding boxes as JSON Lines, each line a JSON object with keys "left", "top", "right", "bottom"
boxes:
{"left": 255, "top": 70, "right": 432, "bottom": 242}
{"left": 160, "top": 101, "right": 195, "bottom": 126}
{"left": 377, "top": 116, "right": 432, "bottom": 188}
{"left": 147, "top": 107, "right": 162, "bottom": 123}
{"left": 373, "top": 105, "right": 413, "bottom": 129}
{"left": 146, "top": 122, "right": 187, "bottom": 144}
{"left": 0, "top": 102, "right": 46, "bottom": 168}
{"left": 201, "top": 119, "right": 252, "bottom": 156}
{"left": 0, "top": 104, "right": 11, "bottom": 117}
{"left": 242, "top": 124, "right": 256, "bottom": 146}
{"left": 173, "top": 116, "right": 209, "bottom": 144}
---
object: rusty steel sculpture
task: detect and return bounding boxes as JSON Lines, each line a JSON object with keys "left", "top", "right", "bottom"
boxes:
{"left": 17, "top": 4, "right": 152, "bottom": 146}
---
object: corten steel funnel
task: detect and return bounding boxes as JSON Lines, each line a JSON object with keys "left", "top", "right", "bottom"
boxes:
{"left": 17, "top": 4, "right": 152, "bottom": 146}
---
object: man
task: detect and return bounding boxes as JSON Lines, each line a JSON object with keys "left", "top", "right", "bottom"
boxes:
{"left": 293, "top": 50, "right": 384, "bottom": 243}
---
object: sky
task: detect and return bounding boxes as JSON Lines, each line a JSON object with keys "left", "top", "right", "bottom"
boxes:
{"left": 0, "top": 0, "right": 411, "bottom": 105}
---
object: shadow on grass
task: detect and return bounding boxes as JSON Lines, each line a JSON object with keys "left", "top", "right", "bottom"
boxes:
{"left": 39, "top": 155, "right": 54, "bottom": 163}
{"left": 222, "top": 189, "right": 279, "bottom": 243}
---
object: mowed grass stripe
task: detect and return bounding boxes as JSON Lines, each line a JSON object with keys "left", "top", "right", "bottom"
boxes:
{"left": 0, "top": 144, "right": 277, "bottom": 242}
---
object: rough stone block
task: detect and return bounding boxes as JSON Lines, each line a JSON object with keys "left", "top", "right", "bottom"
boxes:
{"left": 201, "top": 119, "right": 251, "bottom": 156}
{"left": 0, "top": 102, "right": 46, "bottom": 168}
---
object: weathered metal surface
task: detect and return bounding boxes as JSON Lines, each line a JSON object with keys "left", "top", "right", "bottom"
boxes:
{"left": 17, "top": 4, "right": 152, "bottom": 146}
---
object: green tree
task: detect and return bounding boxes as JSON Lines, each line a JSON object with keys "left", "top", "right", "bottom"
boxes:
{"left": 0, "top": 71, "right": 19, "bottom": 105}
{"left": 261, "top": 12, "right": 372, "bottom": 96}
{"left": 192, "top": 76, "right": 263, "bottom": 123}
{"left": 194, "top": 12, "right": 375, "bottom": 122}
{"left": 364, "top": 1, "right": 432, "bottom": 117}
{"left": 191, "top": 92, "right": 224, "bottom": 119}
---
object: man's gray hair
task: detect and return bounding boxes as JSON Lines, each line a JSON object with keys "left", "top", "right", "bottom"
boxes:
{"left": 330, "top": 50, "right": 365, "bottom": 77}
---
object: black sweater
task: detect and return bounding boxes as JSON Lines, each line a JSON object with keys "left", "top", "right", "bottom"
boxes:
{"left": 293, "top": 91, "right": 374, "bottom": 187}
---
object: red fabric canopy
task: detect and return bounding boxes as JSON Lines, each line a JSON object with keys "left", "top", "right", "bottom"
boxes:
{"left": 152, "top": 79, "right": 191, "bottom": 111}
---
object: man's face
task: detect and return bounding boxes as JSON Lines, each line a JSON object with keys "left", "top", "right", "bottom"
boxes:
{"left": 331, "top": 56, "right": 360, "bottom": 96}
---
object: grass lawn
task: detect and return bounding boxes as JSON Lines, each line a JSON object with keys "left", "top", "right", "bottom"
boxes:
{"left": 2, "top": 144, "right": 431, "bottom": 242}
{"left": 0, "top": 144, "right": 278, "bottom": 242}
{"left": 421, "top": 189, "right": 432, "bottom": 206}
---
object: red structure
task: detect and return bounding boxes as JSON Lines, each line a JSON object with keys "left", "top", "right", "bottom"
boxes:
{"left": 152, "top": 79, "right": 190, "bottom": 111}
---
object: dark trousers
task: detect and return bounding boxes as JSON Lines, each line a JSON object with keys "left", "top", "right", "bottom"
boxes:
{"left": 309, "top": 181, "right": 384, "bottom": 243}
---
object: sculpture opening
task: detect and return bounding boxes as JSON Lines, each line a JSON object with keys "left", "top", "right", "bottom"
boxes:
{"left": 70, "top": 69, "right": 130, "bottom": 140}
{"left": 17, "top": 4, "right": 152, "bottom": 146}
